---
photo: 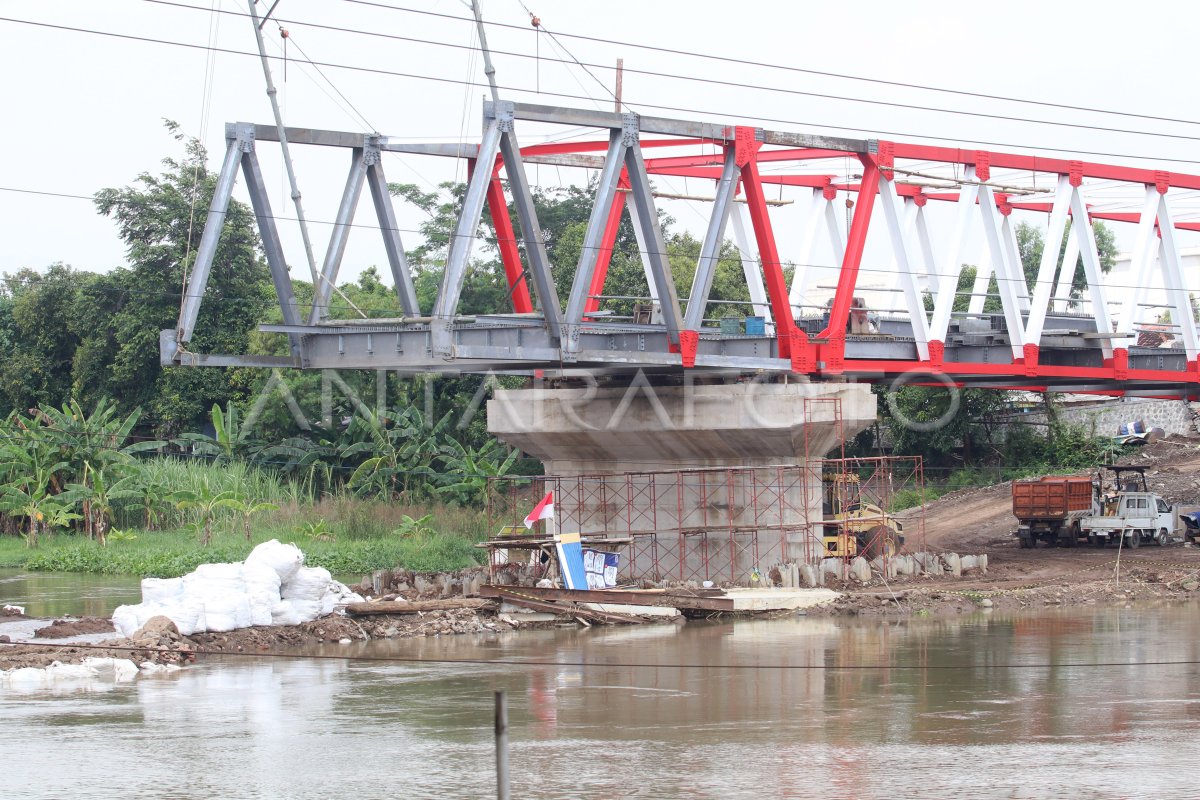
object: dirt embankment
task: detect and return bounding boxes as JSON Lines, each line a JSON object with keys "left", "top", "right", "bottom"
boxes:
{"left": 826, "top": 437, "right": 1200, "bottom": 615}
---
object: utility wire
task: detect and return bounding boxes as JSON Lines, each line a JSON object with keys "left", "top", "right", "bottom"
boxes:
{"left": 346, "top": 0, "right": 1200, "bottom": 130}
{"left": 8, "top": 15, "right": 1200, "bottom": 167}
{"left": 141, "top": 0, "right": 1200, "bottom": 146}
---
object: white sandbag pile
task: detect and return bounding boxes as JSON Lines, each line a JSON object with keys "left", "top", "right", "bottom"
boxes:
{"left": 112, "top": 540, "right": 362, "bottom": 638}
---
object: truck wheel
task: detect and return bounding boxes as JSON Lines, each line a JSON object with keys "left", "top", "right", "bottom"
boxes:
{"left": 1018, "top": 535, "right": 1033, "bottom": 549}
{"left": 1060, "top": 531, "right": 1076, "bottom": 548}
{"left": 1156, "top": 528, "right": 1169, "bottom": 547}
{"left": 860, "top": 524, "right": 898, "bottom": 559}
{"left": 1126, "top": 531, "right": 1140, "bottom": 549}
{"left": 1086, "top": 534, "right": 1098, "bottom": 547}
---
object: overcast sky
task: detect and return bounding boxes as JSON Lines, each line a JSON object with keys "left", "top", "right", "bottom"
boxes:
{"left": 4, "top": 0, "right": 1200, "bottom": 299}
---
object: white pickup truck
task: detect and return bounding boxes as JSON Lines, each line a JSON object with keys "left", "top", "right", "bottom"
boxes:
{"left": 1079, "top": 467, "right": 1178, "bottom": 548}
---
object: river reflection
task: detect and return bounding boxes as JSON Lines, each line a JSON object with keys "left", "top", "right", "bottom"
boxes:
{"left": 5, "top": 604, "right": 1200, "bottom": 799}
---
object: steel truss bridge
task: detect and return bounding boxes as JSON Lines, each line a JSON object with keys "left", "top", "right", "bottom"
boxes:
{"left": 164, "top": 100, "right": 1200, "bottom": 396}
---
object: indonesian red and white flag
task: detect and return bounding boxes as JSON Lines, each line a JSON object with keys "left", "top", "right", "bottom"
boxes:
{"left": 523, "top": 491, "right": 554, "bottom": 529}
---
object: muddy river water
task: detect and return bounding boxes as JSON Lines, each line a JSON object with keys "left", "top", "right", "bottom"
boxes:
{"left": 3, "top": 572, "right": 1200, "bottom": 799}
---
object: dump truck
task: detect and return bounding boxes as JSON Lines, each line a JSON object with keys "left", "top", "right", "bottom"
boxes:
{"left": 821, "top": 473, "right": 905, "bottom": 559}
{"left": 1080, "top": 466, "right": 1179, "bottom": 548}
{"left": 1013, "top": 475, "right": 1098, "bottom": 548}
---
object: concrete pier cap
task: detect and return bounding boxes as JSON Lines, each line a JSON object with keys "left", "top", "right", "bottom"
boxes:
{"left": 488, "top": 381, "right": 877, "bottom": 474}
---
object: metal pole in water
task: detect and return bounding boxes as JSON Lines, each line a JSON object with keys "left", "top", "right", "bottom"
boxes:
{"left": 495, "top": 690, "right": 510, "bottom": 800}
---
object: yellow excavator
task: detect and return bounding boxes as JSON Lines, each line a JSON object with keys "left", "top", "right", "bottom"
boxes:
{"left": 821, "top": 473, "right": 905, "bottom": 559}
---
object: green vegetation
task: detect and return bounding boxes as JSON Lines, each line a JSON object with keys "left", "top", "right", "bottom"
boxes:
{"left": 0, "top": 124, "right": 1141, "bottom": 576}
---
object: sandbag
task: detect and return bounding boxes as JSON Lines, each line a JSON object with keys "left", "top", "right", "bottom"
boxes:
{"left": 245, "top": 539, "right": 305, "bottom": 583}
{"left": 282, "top": 566, "right": 332, "bottom": 603}
{"left": 140, "top": 577, "right": 184, "bottom": 604}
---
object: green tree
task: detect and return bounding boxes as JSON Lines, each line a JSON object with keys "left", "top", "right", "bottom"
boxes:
{"left": 89, "top": 122, "right": 272, "bottom": 435}
{"left": 0, "top": 265, "right": 95, "bottom": 413}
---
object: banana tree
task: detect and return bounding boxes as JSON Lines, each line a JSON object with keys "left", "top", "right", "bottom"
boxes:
{"left": 434, "top": 438, "right": 522, "bottom": 507}
{"left": 174, "top": 479, "right": 238, "bottom": 546}
{"left": 222, "top": 496, "right": 279, "bottom": 542}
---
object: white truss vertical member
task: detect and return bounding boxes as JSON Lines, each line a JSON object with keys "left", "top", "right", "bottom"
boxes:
{"left": 1052, "top": 228, "right": 1080, "bottom": 312}
{"left": 823, "top": 193, "right": 847, "bottom": 258}
{"left": 1001, "top": 214, "right": 1031, "bottom": 313}
{"left": 913, "top": 202, "right": 937, "bottom": 294}
{"left": 787, "top": 188, "right": 823, "bottom": 312}
{"left": 886, "top": 197, "right": 920, "bottom": 293}
{"left": 879, "top": 179, "right": 930, "bottom": 358}
{"left": 929, "top": 171, "right": 979, "bottom": 342}
{"left": 978, "top": 185, "right": 1026, "bottom": 357}
{"left": 1068, "top": 185, "right": 1115, "bottom": 359}
{"left": 1155, "top": 194, "right": 1198, "bottom": 359}
{"left": 1115, "top": 186, "right": 1163, "bottom": 348}
{"left": 730, "top": 205, "right": 773, "bottom": 328}
{"left": 625, "top": 186, "right": 658, "bottom": 303}
{"left": 967, "top": 244, "right": 992, "bottom": 316}
{"left": 1023, "top": 176, "right": 1073, "bottom": 346}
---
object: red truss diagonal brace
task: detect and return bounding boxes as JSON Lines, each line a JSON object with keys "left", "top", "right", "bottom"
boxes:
{"left": 819, "top": 153, "right": 881, "bottom": 344}
{"left": 736, "top": 126, "right": 797, "bottom": 360}
{"left": 485, "top": 174, "right": 535, "bottom": 314}
{"left": 585, "top": 170, "right": 630, "bottom": 315}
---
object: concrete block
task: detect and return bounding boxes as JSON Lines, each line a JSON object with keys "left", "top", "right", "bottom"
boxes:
{"left": 942, "top": 553, "right": 962, "bottom": 577}
{"left": 961, "top": 555, "right": 979, "bottom": 573}
{"left": 915, "top": 552, "right": 944, "bottom": 576}
{"left": 978, "top": 554, "right": 988, "bottom": 574}
{"left": 789, "top": 563, "right": 800, "bottom": 588}
{"left": 894, "top": 555, "right": 915, "bottom": 576}
{"left": 413, "top": 575, "right": 436, "bottom": 595}
{"left": 462, "top": 573, "right": 485, "bottom": 597}
{"left": 799, "top": 564, "right": 819, "bottom": 587}
{"left": 849, "top": 557, "right": 871, "bottom": 582}
{"left": 821, "top": 558, "right": 842, "bottom": 578}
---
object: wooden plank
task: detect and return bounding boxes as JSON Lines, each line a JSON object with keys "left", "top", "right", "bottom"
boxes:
{"left": 493, "top": 589, "right": 645, "bottom": 625}
{"left": 345, "top": 598, "right": 493, "bottom": 615}
{"left": 481, "top": 584, "right": 734, "bottom": 612}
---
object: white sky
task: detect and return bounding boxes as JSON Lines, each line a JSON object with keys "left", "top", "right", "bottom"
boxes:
{"left": 3, "top": 0, "right": 1200, "bottom": 311}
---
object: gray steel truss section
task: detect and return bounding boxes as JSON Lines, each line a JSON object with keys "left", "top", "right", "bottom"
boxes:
{"left": 308, "top": 150, "right": 369, "bottom": 323}
{"left": 623, "top": 120, "right": 684, "bottom": 345}
{"left": 504, "top": 102, "right": 870, "bottom": 152}
{"left": 430, "top": 119, "right": 504, "bottom": 356}
{"left": 493, "top": 102, "right": 562, "bottom": 339}
{"left": 363, "top": 136, "right": 421, "bottom": 316}
{"left": 177, "top": 128, "right": 245, "bottom": 345}
{"left": 563, "top": 130, "right": 628, "bottom": 356}
{"left": 239, "top": 145, "right": 302, "bottom": 362}
{"left": 683, "top": 147, "right": 739, "bottom": 330}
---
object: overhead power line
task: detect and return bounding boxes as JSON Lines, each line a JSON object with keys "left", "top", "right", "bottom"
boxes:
{"left": 141, "top": 0, "right": 1200, "bottom": 147}
{"left": 344, "top": 0, "right": 1200, "bottom": 130}
{"left": 7, "top": 14, "right": 1200, "bottom": 168}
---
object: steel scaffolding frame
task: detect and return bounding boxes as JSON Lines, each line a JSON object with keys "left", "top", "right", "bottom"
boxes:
{"left": 487, "top": 454, "right": 925, "bottom": 585}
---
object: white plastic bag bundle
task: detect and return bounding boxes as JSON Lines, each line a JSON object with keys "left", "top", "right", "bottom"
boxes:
{"left": 270, "top": 599, "right": 309, "bottom": 627}
{"left": 112, "top": 601, "right": 169, "bottom": 639}
{"left": 140, "top": 577, "right": 184, "bottom": 604}
{"left": 282, "top": 566, "right": 332, "bottom": 602}
{"left": 242, "top": 563, "right": 282, "bottom": 627}
{"left": 320, "top": 582, "right": 365, "bottom": 616}
{"left": 244, "top": 539, "right": 305, "bottom": 583}
{"left": 110, "top": 542, "right": 351, "bottom": 638}
{"left": 201, "top": 593, "right": 253, "bottom": 633}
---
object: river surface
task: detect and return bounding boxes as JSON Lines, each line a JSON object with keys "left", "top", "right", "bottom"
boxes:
{"left": 3, "top": 574, "right": 1200, "bottom": 799}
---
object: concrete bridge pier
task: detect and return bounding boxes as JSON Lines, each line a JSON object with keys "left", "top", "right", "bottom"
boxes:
{"left": 488, "top": 381, "right": 877, "bottom": 584}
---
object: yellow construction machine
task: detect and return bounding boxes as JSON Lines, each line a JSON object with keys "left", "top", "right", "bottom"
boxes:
{"left": 820, "top": 473, "right": 905, "bottom": 559}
